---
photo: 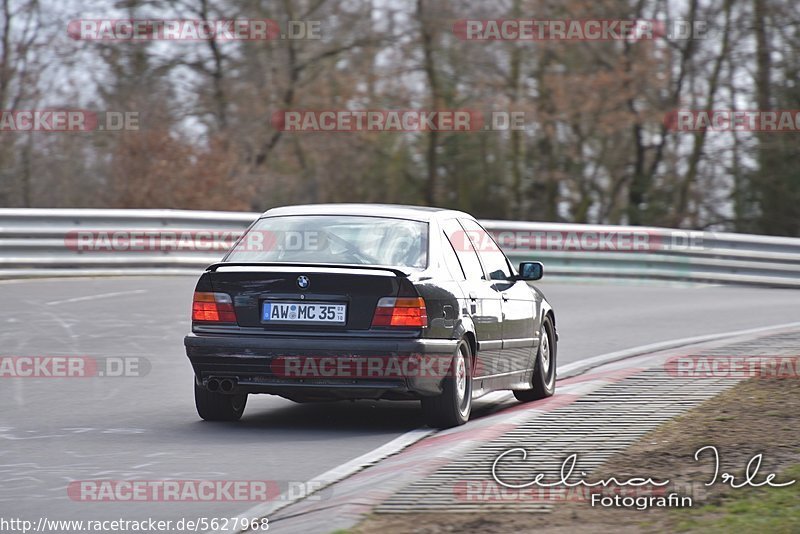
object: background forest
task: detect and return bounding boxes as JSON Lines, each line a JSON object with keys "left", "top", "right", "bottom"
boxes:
{"left": 1, "top": 0, "right": 798, "bottom": 236}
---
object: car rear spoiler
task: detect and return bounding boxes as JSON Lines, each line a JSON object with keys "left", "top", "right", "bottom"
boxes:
{"left": 205, "top": 262, "right": 410, "bottom": 277}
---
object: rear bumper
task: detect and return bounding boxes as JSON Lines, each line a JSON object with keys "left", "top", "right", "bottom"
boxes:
{"left": 184, "top": 333, "right": 458, "bottom": 399}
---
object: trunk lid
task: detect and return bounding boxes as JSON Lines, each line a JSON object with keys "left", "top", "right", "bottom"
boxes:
{"left": 207, "top": 263, "right": 415, "bottom": 330}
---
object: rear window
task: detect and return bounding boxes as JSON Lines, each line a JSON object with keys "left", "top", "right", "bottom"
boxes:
{"left": 225, "top": 215, "right": 428, "bottom": 269}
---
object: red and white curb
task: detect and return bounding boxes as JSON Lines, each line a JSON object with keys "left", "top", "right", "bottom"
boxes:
{"left": 218, "top": 320, "right": 800, "bottom": 533}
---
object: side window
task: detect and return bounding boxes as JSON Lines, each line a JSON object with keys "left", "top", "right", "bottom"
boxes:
{"left": 458, "top": 219, "right": 512, "bottom": 281}
{"left": 440, "top": 231, "right": 465, "bottom": 281}
{"left": 441, "top": 218, "right": 484, "bottom": 281}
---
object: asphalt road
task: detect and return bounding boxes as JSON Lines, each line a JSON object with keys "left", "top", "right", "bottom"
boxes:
{"left": 1, "top": 276, "right": 799, "bottom": 530}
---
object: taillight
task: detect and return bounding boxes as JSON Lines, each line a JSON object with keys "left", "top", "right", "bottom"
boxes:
{"left": 192, "top": 292, "right": 237, "bottom": 323}
{"left": 371, "top": 297, "right": 428, "bottom": 328}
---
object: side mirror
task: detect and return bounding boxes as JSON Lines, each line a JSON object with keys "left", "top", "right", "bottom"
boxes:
{"left": 517, "top": 261, "right": 544, "bottom": 281}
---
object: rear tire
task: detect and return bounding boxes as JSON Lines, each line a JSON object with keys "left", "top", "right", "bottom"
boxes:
{"left": 195, "top": 380, "right": 247, "bottom": 421}
{"left": 421, "top": 339, "right": 472, "bottom": 428}
{"left": 514, "top": 316, "right": 556, "bottom": 402}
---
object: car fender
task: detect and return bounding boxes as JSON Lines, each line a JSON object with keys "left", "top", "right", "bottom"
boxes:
{"left": 452, "top": 314, "right": 477, "bottom": 355}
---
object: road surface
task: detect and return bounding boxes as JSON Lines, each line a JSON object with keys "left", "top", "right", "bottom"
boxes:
{"left": 1, "top": 277, "right": 798, "bottom": 528}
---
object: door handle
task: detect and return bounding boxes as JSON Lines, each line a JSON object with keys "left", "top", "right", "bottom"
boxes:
{"left": 469, "top": 292, "right": 477, "bottom": 301}
{"left": 501, "top": 293, "right": 509, "bottom": 301}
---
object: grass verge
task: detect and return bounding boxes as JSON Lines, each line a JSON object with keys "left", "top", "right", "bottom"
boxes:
{"left": 351, "top": 376, "right": 800, "bottom": 533}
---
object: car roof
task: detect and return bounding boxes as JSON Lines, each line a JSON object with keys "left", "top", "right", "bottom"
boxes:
{"left": 261, "top": 203, "right": 472, "bottom": 222}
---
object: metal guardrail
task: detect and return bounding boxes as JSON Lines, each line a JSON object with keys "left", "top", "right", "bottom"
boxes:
{"left": 484, "top": 220, "right": 800, "bottom": 288}
{"left": 1, "top": 208, "right": 799, "bottom": 288}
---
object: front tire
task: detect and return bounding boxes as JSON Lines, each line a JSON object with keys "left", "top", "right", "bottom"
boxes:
{"left": 194, "top": 380, "right": 247, "bottom": 421}
{"left": 421, "top": 339, "right": 472, "bottom": 428}
{"left": 514, "top": 316, "right": 556, "bottom": 402}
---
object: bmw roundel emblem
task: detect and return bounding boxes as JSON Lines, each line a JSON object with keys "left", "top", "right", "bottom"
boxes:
{"left": 296, "top": 275, "right": 310, "bottom": 289}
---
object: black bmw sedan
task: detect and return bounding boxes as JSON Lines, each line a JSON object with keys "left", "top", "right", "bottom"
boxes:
{"left": 184, "top": 204, "right": 557, "bottom": 428}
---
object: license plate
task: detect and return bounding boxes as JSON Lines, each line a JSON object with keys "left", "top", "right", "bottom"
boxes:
{"left": 261, "top": 301, "right": 346, "bottom": 325}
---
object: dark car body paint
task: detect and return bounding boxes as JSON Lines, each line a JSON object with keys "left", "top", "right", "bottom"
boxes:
{"left": 184, "top": 204, "right": 556, "bottom": 402}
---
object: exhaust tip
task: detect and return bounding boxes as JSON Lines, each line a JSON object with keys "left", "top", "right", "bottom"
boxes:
{"left": 220, "top": 378, "right": 235, "bottom": 393}
{"left": 206, "top": 378, "right": 220, "bottom": 392}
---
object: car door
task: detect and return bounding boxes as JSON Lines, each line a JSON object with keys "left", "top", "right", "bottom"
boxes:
{"left": 441, "top": 218, "right": 504, "bottom": 378}
{"left": 458, "top": 218, "right": 536, "bottom": 375}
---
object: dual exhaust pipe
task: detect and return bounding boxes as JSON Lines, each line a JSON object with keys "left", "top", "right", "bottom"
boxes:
{"left": 206, "top": 377, "right": 237, "bottom": 393}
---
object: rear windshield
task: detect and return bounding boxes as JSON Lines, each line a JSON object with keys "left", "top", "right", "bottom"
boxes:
{"left": 225, "top": 215, "right": 428, "bottom": 269}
